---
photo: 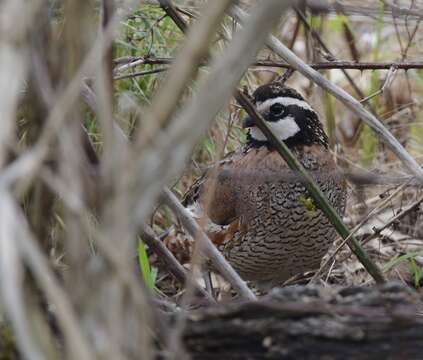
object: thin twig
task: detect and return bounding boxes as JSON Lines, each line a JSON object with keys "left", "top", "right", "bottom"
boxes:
{"left": 384, "top": 0, "right": 423, "bottom": 19}
{"left": 312, "top": 181, "right": 411, "bottom": 283}
{"left": 294, "top": 8, "right": 373, "bottom": 112}
{"left": 140, "top": 225, "right": 215, "bottom": 303}
{"left": 114, "top": 67, "right": 168, "bottom": 80}
{"left": 161, "top": 188, "right": 257, "bottom": 301}
{"left": 362, "top": 194, "right": 423, "bottom": 246}
{"left": 306, "top": 0, "right": 423, "bottom": 19}
{"left": 158, "top": 0, "right": 188, "bottom": 33}
{"left": 360, "top": 65, "right": 398, "bottom": 103}
{"left": 115, "top": 56, "right": 423, "bottom": 71}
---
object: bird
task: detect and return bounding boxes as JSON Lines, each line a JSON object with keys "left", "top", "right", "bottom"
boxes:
{"left": 164, "top": 82, "right": 347, "bottom": 288}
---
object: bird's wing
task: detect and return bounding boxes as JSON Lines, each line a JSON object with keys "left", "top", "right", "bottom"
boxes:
{"left": 182, "top": 151, "right": 243, "bottom": 226}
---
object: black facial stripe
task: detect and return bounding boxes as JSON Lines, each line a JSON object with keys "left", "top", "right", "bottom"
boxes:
{"left": 265, "top": 104, "right": 316, "bottom": 123}
{"left": 266, "top": 110, "right": 287, "bottom": 122}
{"left": 284, "top": 104, "right": 317, "bottom": 119}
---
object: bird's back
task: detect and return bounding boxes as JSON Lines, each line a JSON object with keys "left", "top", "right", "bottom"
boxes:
{"left": 185, "top": 144, "right": 346, "bottom": 284}
{"left": 218, "top": 145, "right": 346, "bottom": 283}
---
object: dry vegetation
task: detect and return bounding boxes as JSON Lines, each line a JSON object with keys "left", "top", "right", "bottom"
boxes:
{"left": 1, "top": 0, "right": 423, "bottom": 358}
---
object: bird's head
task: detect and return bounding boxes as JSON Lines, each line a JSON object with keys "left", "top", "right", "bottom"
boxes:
{"left": 242, "top": 83, "right": 328, "bottom": 148}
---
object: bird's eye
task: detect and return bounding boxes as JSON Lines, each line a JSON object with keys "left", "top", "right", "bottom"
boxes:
{"left": 270, "top": 103, "right": 285, "bottom": 116}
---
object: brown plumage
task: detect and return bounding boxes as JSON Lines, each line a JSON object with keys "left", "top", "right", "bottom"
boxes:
{"left": 164, "top": 83, "right": 347, "bottom": 286}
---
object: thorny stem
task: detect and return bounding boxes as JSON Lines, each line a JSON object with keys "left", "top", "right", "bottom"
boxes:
{"left": 115, "top": 56, "right": 423, "bottom": 72}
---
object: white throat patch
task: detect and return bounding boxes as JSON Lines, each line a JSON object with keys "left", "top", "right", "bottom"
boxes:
{"left": 249, "top": 115, "right": 300, "bottom": 142}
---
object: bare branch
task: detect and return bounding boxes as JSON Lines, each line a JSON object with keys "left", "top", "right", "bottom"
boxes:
{"left": 140, "top": 225, "right": 215, "bottom": 303}
{"left": 160, "top": 188, "right": 257, "bottom": 301}
{"left": 115, "top": 56, "right": 423, "bottom": 71}
{"left": 306, "top": 0, "right": 423, "bottom": 20}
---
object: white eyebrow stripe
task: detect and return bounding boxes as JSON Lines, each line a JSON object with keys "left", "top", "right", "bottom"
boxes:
{"left": 256, "top": 96, "right": 316, "bottom": 114}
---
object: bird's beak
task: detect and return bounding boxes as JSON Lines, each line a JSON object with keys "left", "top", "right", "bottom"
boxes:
{"left": 242, "top": 115, "right": 255, "bottom": 128}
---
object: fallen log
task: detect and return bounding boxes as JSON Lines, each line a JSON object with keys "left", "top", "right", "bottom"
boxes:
{"left": 183, "top": 283, "right": 423, "bottom": 359}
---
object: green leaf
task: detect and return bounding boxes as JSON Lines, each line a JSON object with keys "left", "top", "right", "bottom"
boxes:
{"left": 383, "top": 251, "right": 423, "bottom": 272}
{"left": 299, "top": 195, "right": 316, "bottom": 213}
{"left": 138, "top": 239, "right": 154, "bottom": 290}
{"left": 409, "top": 257, "right": 420, "bottom": 288}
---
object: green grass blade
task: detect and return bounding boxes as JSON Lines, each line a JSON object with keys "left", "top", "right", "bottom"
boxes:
{"left": 138, "top": 239, "right": 154, "bottom": 290}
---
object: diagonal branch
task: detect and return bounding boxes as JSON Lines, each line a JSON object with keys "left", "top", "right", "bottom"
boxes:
{"left": 230, "top": 5, "right": 423, "bottom": 184}
{"left": 158, "top": 0, "right": 188, "bottom": 33}
{"left": 140, "top": 225, "right": 215, "bottom": 302}
{"left": 294, "top": 8, "right": 373, "bottom": 112}
{"left": 160, "top": 188, "right": 257, "bottom": 300}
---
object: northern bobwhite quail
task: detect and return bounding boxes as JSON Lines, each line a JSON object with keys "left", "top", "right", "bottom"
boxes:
{"left": 166, "top": 82, "right": 347, "bottom": 286}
